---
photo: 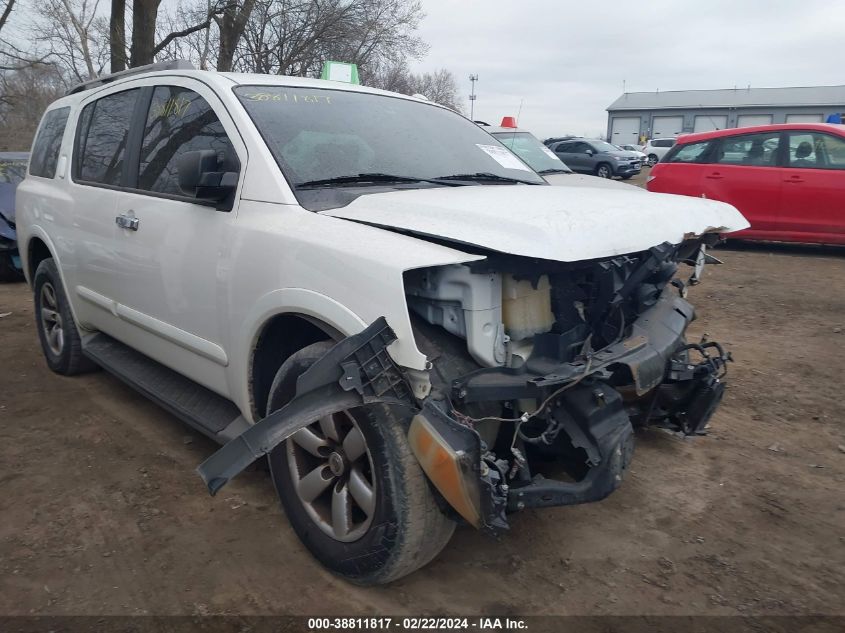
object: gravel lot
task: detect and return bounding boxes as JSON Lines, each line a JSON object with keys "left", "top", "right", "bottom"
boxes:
{"left": 1, "top": 237, "right": 843, "bottom": 618}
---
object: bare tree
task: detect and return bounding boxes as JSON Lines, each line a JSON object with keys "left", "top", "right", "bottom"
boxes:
{"left": 235, "top": 0, "right": 425, "bottom": 77}
{"left": 216, "top": 0, "right": 256, "bottom": 71}
{"left": 109, "top": 0, "right": 126, "bottom": 71}
{"left": 33, "top": 0, "right": 108, "bottom": 81}
{"left": 367, "top": 60, "right": 462, "bottom": 111}
{"left": 0, "top": 64, "right": 65, "bottom": 149}
{"left": 0, "top": 0, "right": 16, "bottom": 36}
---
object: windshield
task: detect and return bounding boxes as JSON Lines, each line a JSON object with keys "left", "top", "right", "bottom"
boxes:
{"left": 491, "top": 131, "right": 572, "bottom": 173}
{"left": 235, "top": 86, "right": 545, "bottom": 198}
{"left": 0, "top": 158, "right": 28, "bottom": 185}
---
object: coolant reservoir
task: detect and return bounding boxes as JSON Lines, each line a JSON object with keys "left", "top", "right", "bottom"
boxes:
{"left": 502, "top": 274, "right": 555, "bottom": 341}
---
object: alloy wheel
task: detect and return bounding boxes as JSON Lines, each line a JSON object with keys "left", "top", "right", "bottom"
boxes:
{"left": 39, "top": 282, "right": 64, "bottom": 356}
{"left": 286, "top": 411, "right": 376, "bottom": 542}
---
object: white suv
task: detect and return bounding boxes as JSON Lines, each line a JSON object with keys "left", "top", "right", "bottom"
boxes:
{"left": 17, "top": 61, "right": 748, "bottom": 585}
{"left": 643, "top": 137, "right": 678, "bottom": 166}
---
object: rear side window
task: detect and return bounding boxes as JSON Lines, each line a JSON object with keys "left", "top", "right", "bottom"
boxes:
{"left": 665, "top": 141, "right": 712, "bottom": 163}
{"left": 654, "top": 139, "right": 675, "bottom": 148}
{"left": 715, "top": 132, "right": 780, "bottom": 166}
{"left": 75, "top": 89, "right": 140, "bottom": 186}
{"left": 30, "top": 107, "right": 70, "bottom": 178}
{"left": 138, "top": 86, "right": 236, "bottom": 195}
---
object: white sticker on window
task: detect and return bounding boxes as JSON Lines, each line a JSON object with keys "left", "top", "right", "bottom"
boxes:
{"left": 476, "top": 144, "right": 532, "bottom": 171}
{"left": 542, "top": 147, "right": 558, "bottom": 159}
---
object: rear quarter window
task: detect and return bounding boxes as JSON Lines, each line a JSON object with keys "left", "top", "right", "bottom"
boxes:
{"left": 30, "top": 107, "right": 70, "bottom": 178}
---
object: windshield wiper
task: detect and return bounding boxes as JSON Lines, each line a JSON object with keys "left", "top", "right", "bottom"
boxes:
{"left": 295, "top": 172, "right": 463, "bottom": 189}
{"left": 434, "top": 172, "right": 543, "bottom": 185}
{"left": 538, "top": 168, "right": 573, "bottom": 175}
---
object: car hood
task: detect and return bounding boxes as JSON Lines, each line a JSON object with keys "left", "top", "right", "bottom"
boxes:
{"left": 542, "top": 172, "right": 643, "bottom": 190}
{"left": 321, "top": 185, "right": 750, "bottom": 262}
{"left": 606, "top": 150, "right": 640, "bottom": 159}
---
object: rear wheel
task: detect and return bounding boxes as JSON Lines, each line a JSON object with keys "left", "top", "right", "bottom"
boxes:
{"left": 33, "top": 258, "right": 96, "bottom": 375}
{"left": 267, "top": 341, "right": 455, "bottom": 585}
{"left": 647, "top": 154, "right": 658, "bottom": 167}
{"left": 595, "top": 163, "right": 613, "bottom": 178}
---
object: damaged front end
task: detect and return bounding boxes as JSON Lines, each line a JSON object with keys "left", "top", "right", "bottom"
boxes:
{"left": 198, "top": 236, "right": 732, "bottom": 535}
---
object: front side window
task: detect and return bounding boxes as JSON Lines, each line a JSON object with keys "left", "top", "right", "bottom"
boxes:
{"left": 30, "top": 107, "right": 70, "bottom": 178}
{"left": 75, "top": 89, "right": 140, "bottom": 186}
{"left": 787, "top": 132, "right": 845, "bottom": 170}
{"left": 138, "top": 86, "right": 236, "bottom": 195}
{"left": 666, "top": 141, "right": 712, "bottom": 163}
{"left": 655, "top": 139, "right": 676, "bottom": 148}
{"left": 234, "top": 86, "right": 544, "bottom": 198}
{"left": 715, "top": 132, "right": 780, "bottom": 166}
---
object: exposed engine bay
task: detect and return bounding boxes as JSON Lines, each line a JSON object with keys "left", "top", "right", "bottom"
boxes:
{"left": 402, "top": 236, "right": 731, "bottom": 533}
{"left": 197, "top": 235, "right": 733, "bottom": 538}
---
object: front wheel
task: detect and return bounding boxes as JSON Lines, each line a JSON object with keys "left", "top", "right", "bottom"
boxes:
{"left": 595, "top": 163, "right": 613, "bottom": 179}
{"left": 267, "top": 341, "right": 455, "bottom": 585}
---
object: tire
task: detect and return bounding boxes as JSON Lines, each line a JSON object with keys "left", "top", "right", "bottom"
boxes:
{"left": 595, "top": 163, "right": 613, "bottom": 179}
{"left": 33, "top": 258, "right": 96, "bottom": 375}
{"left": 647, "top": 154, "right": 658, "bottom": 167}
{"left": 267, "top": 341, "right": 455, "bottom": 585}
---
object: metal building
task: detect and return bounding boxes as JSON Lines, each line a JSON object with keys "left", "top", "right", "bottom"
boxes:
{"left": 606, "top": 85, "right": 845, "bottom": 144}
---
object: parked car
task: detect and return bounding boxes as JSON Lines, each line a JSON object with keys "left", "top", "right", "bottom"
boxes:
{"left": 17, "top": 61, "right": 747, "bottom": 585}
{"left": 642, "top": 138, "right": 677, "bottom": 166}
{"left": 486, "top": 122, "right": 636, "bottom": 189}
{"left": 0, "top": 152, "right": 29, "bottom": 280}
{"left": 549, "top": 138, "right": 642, "bottom": 179}
{"left": 617, "top": 144, "right": 649, "bottom": 163}
{"left": 543, "top": 135, "right": 576, "bottom": 147}
{"left": 647, "top": 123, "right": 845, "bottom": 245}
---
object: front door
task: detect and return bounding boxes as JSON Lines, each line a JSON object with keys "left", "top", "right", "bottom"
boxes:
{"left": 779, "top": 130, "right": 845, "bottom": 243}
{"left": 109, "top": 82, "right": 245, "bottom": 393}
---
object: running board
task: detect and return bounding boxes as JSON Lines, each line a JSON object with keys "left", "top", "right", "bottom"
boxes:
{"left": 83, "top": 333, "right": 249, "bottom": 443}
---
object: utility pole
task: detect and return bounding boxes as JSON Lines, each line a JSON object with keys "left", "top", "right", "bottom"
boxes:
{"left": 469, "top": 74, "right": 478, "bottom": 120}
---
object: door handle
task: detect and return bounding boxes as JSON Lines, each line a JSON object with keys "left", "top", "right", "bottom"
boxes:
{"left": 784, "top": 176, "right": 804, "bottom": 183}
{"left": 115, "top": 213, "right": 139, "bottom": 231}
{"left": 705, "top": 172, "right": 723, "bottom": 180}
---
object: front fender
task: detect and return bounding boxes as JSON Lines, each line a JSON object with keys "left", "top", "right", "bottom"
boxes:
{"left": 198, "top": 316, "right": 414, "bottom": 494}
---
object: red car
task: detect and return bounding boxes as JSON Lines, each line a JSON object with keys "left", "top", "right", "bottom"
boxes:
{"left": 647, "top": 123, "right": 845, "bottom": 244}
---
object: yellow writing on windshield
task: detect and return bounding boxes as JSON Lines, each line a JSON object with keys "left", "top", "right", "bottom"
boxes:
{"left": 242, "top": 92, "right": 332, "bottom": 104}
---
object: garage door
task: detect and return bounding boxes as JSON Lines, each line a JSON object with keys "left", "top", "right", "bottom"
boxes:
{"left": 736, "top": 114, "right": 773, "bottom": 128}
{"left": 693, "top": 115, "right": 728, "bottom": 132}
{"left": 652, "top": 116, "right": 683, "bottom": 138}
{"left": 786, "top": 114, "right": 823, "bottom": 123}
{"left": 610, "top": 117, "right": 640, "bottom": 144}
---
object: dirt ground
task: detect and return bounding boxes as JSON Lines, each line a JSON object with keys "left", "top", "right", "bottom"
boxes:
{"left": 1, "top": 241, "right": 844, "bottom": 619}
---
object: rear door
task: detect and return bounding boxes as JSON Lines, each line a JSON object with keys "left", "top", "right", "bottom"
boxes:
{"left": 700, "top": 131, "right": 783, "bottom": 235}
{"left": 554, "top": 141, "right": 592, "bottom": 173}
{"left": 70, "top": 88, "right": 144, "bottom": 331}
{"left": 779, "top": 130, "right": 845, "bottom": 243}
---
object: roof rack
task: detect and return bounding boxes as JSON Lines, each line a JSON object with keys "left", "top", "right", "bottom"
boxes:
{"left": 66, "top": 59, "right": 196, "bottom": 95}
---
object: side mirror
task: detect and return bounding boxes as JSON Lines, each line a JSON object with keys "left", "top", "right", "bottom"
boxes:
{"left": 177, "top": 149, "right": 238, "bottom": 209}
{"left": 585, "top": 149, "right": 594, "bottom": 156}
